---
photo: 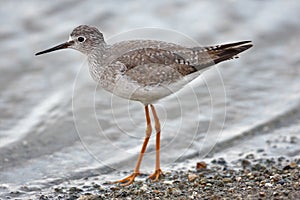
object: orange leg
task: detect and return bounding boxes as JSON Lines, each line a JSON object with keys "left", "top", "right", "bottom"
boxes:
{"left": 148, "top": 104, "right": 163, "bottom": 181}
{"left": 116, "top": 105, "right": 152, "bottom": 186}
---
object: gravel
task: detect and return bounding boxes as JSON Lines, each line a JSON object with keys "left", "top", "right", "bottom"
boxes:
{"left": 35, "top": 157, "right": 300, "bottom": 200}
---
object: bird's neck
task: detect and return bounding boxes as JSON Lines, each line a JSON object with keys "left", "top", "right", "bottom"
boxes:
{"left": 87, "top": 44, "right": 111, "bottom": 83}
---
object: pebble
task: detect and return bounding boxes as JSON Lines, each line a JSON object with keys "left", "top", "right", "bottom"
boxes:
{"left": 196, "top": 161, "right": 207, "bottom": 170}
{"left": 222, "top": 178, "right": 232, "bottom": 183}
{"left": 163, "top": 180, "right": 173, "bottom": 185}
{"left": 245, "top": 154, "right": 255, "bottom": 159}
{"left": 153, "top": 189, "right": 159, "bottom": 194}
{"left": 283, "top": 162, "right": 297, "bottom": 170}
{"left": 188, "top": 174, "right": 198, "bottom": 182}
{"left": 140, "top": 184, "right": 148, "bottom": 191}
{"left": 265, "top": 183, "right": 273, "bottom": 187}
{"left": 272, "top": 174, "right": 282, "bottom": 182}
{"left": 241, "top": 159, "right": 251, "bottom": 168}
{"left": 259, "top": 191, "right": 266, "bottom": 197}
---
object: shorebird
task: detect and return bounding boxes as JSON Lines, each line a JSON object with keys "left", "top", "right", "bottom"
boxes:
{"left": 35, "top": 25, "right": 252, "bottom": 186}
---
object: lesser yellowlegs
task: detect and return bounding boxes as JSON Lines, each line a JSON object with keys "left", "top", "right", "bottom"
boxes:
{"left": 36, "top": 25, "right": 252, "bottom": 186}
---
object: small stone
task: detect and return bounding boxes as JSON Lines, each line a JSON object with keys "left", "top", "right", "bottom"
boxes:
{"left": 140, "top": 184, "right": 148, "bottom": 191}
{"left": 206, "top": 183, "right": 212, "bottom": 187}
{"left": 283, "top": 162, "right": 297, "bottom": 170}
{"left": 69, "top": 187, "right": 83, "bottom": 193}
{"left": 217, "top": 158, "right": 227, "bottom": 165}
{"left": 290, "top": 162, "right": 298, "bottom": 168}
{"left": 236, "top": 177, "right": 242, "bottom": 182}
{"left": 190, "top": 191, "right": 198, "bottom": 198}
{"left": 265, "top": 183, "right": 273, "bottom": 187}
{"left": 163, "top": 180, "right": 173, "bottom": 185}
{"left": 92, "top": 183, "right": 100, "bottom": 189}
{"left": 283, "top": 190, "right": 289, "bottom": 195}
{"left": 196, "top": 161, "right": 207, "bottom": 170}
{"left": 188, "top": 174, "right": 198, "bottom": 182}
{"left": 245, "top": 154, "right": 255, "bottom": 159}
{"left": 242, "top": 159, "right": 251, "bottom": 168}
{"left": 172, "top": 188, "right": 181, "bottom": 196}
{"left": 200, "top": 177, "right": 207, "bottom": 184}
{"left": 110, "top": 186, "right": 120, "bottom": 191}
{"left": 256, "top": 148, "right": 264, "bottom": 153}
{"left": 252, "top": 163, "right": 264, "bottom": 171}
{"left": 54, "top": 187, "right": 62, "bottom": 193}
{"left": 272, "top": 174, "right": 281, "bottom": 182}
{"left": 39, "top": 195, "right": 49, "bottom": 200}
{"left": 278, "top": 180, "right": 285, "bottom": 185}
{"left": 214, "top": 180, "right": 224, "bottom": 187}
{"left": 273, "top": 191, "right": 279, "bottom": 196}
{"left": 259, "top": 192, "right": 266, "bottom": 197}
{"left": 78, "top": 194, "right": 99, "bottom": 200}
{"left": 153, "top": 190, "right": 159, "bottom": 194}
{"left": 222, "top": 178, "right": 232, "bottom": 183}
{"left": 278, "top": 156, "right": 285, "bottom": 162}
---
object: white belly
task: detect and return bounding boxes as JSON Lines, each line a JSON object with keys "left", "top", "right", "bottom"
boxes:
{"left": 108, "top": 71, "right": 203, "bottom": 105}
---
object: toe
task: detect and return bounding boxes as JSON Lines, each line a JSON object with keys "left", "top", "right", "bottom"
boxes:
{"left": 115, "top": 172, "right": 139, "bottom": 186}
{"left": 149, "top": 169, "right": 163, "bottom": 181}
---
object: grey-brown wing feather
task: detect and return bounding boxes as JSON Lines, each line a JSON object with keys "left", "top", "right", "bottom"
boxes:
{"left": 124, "top": 63, "right": 186, "bottom": 86}
{"left": 110, "top": 41, "right": 252, "bottom": 86}
{"left": 109, "top": 48, "right": 197, "bottom": 86}
{"left": 114, "top": 48, "right": 198, "bottom": 75}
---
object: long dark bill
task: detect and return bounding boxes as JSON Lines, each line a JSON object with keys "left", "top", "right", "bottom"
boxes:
{"left": 35, "top": 40, "right": 74, "bottom": 56}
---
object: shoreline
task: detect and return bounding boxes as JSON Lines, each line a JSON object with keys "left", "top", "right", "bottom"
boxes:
{"left": 36, "top": 156, "right": 299, "bottom": 200}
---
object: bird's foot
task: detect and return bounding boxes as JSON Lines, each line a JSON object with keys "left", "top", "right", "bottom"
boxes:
{"left": 148, "top": 169, "right": 163, "bottom": 181}
{"left": 116, "top": 172, "right": 140, "bottom": 186}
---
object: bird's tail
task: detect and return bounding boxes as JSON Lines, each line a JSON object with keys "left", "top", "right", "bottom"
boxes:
{"left": 192, "top": 41, "right": 253, "bottom": 69}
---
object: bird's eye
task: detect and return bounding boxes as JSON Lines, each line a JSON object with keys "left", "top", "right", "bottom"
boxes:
{"left": 77, "top": 36, "right": 85, "bottom": 42}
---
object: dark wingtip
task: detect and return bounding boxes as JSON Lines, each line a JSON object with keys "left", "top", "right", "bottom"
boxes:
{"left": 236, "top": 40, "right": 252, "bottom": 45}
{"left": 218, "top": 40, "right": 253, "bottom": 49}
{"left": 237, "top": 41, "right": 253, "bottom": 49}
{"left": 237, "top": 43, "right": 253, "bottom": 52}
{"left": 213, "top": 41, "right": 253, "bottom": 64}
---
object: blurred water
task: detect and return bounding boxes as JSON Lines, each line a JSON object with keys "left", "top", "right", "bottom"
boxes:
{"left": 1, "top": 0, "right": 300, "bottom": 198}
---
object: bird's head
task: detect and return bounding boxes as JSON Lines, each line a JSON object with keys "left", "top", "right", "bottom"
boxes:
{"left": 35, "top": 25, "right": 106, "bottom": 56}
